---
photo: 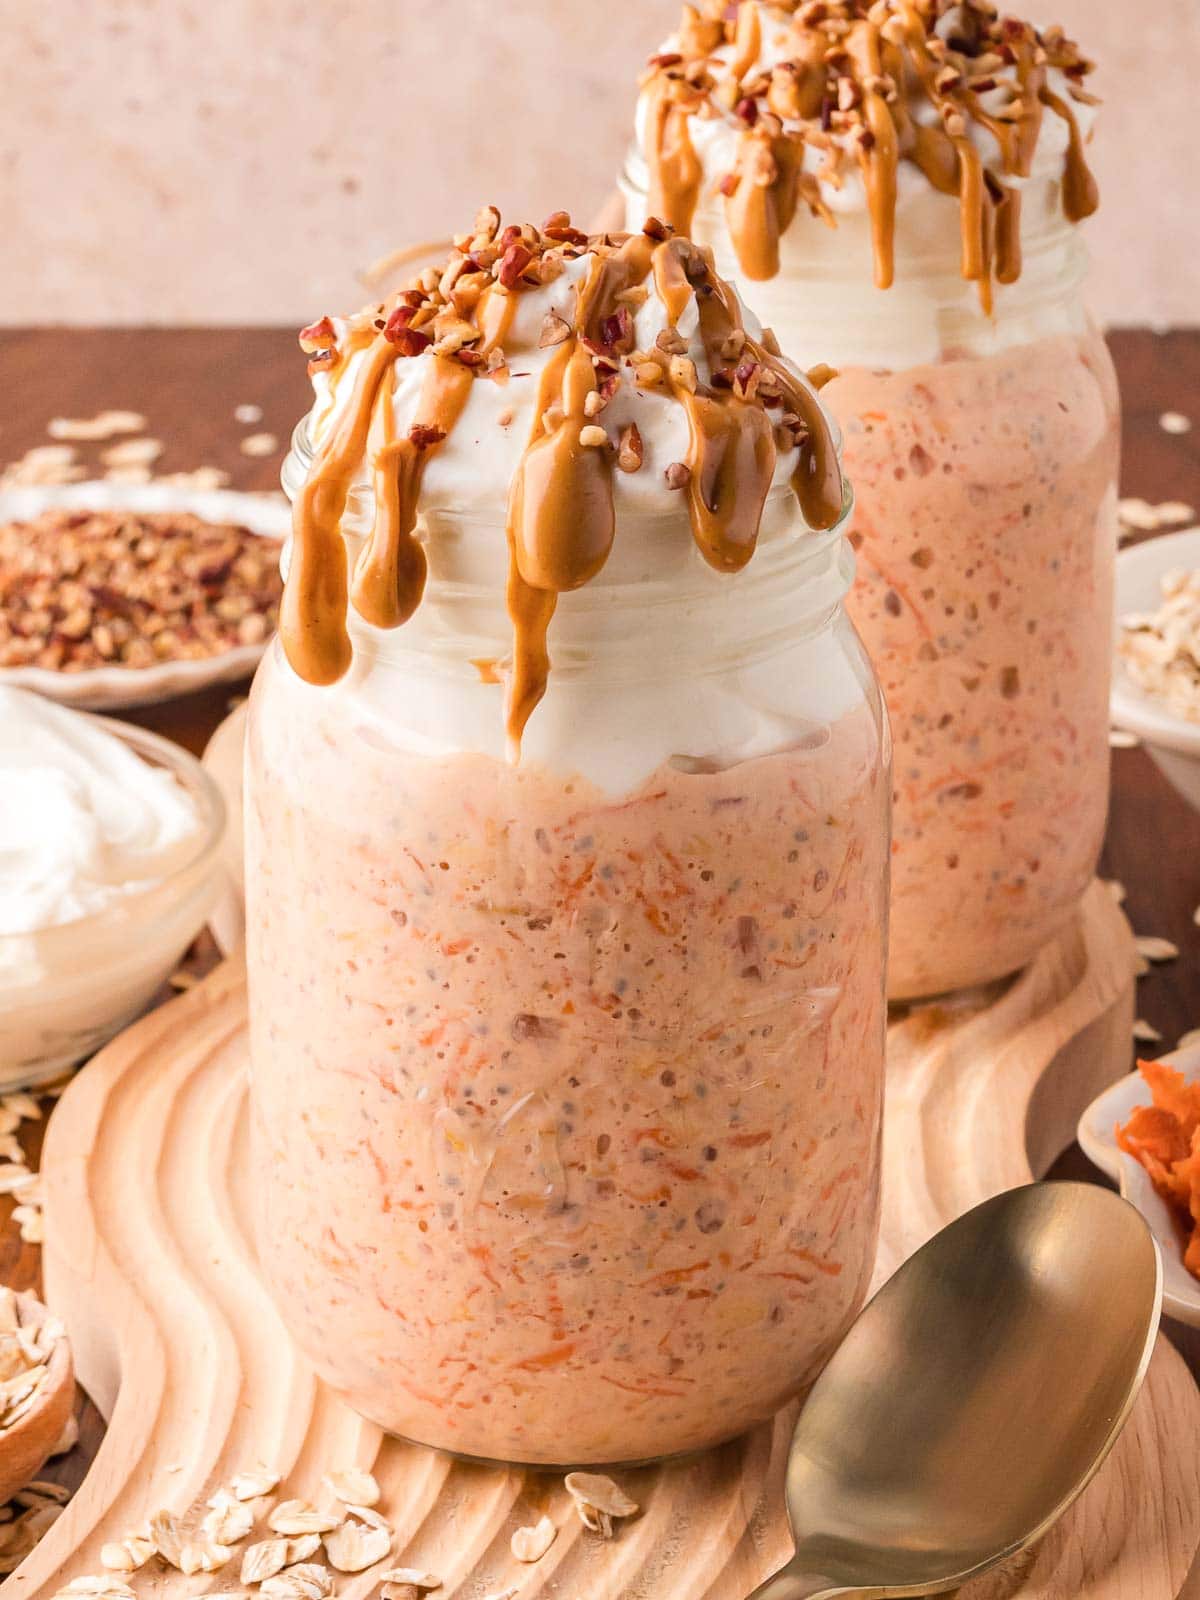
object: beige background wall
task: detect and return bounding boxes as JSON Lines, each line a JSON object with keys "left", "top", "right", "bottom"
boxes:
{"left": 2, "top": 0, "right": 1195, "bottom": 328}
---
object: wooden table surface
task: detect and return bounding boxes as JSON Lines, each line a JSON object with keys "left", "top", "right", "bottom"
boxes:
{"left": 1, "top": 325, "right": 1198, "bottom": 1499}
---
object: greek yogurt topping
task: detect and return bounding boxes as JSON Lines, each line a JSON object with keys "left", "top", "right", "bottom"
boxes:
{"left": 634, "top": 0, "right": 1098, "bottom": 304}
{"left": 0, "top": 687, "right": 202, "bottom": 939}
{"left": 285, "top": 208, "right": 845, "bottom": 753}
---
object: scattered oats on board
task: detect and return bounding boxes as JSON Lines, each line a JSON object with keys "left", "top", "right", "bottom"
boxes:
{"left": 1135, "top": 936, "right": 1180, "bottom": 963}
{"left": 0, "top": 1484, "right": 69, "bottom": 1576}
{"left": 1160, "top": 412, "right": 1193, "bottom": 435}
{"left": 241, "top": 1538, "right": 290, "bottom": 1584}
{"left": 1, "top": 445, "right": 86, "bottom": 488}
{"left": 157, "top": 466, "right": 231, "bottom": 492}
{"left": 510, "top": 1514, "right": 556, "bottom": 1563}
{"left": 1117, "top": 497, "right": 1197, "bottom": 539}
{"left": 267, "top": 1500, "right": 341, "bottom": 1536}
{"left": 378, "top": 1570, "right": 441, "bottom": 1594}
{"left": 100, "top": 1536, "right": 156, "bottom": 1573}
{"left": 51, "top": 1579, "right": 136, "bottom": 1600}
{"left": 4, "top": 1094, "right": 42, "bottom": 1122}
{"left": 47, "top": 411, "right": 147, "bottom": 442}
{"left": 203, "top": 1489, "right": 257, "bottom": 1546}
{"left": 324, "top": 1514, "right": 392, "bottom": 1573}
{"left": 103, "top": 465, "right": 154, "bottom": 486}
{"left": 325, "top": 1468, "right": 380, "bottom": 1507}
{"left": 1109, "top": 728, "right": 1140, "bottom": 749}
{"left": 260, "top": 1562, "right": 333, "bottom": 1600}
{"left": 563, "top": 1471, "right": 639, "bottom": 1538}
{"left": 100, "top": 437, "right": 163, "bottom": 468}
{"left": 1133, "top": 1018, "right": 1164, "bottom": 1043}
{"left": 240, "top": 433, "right": 279, "bottom": 458}
{"left": 148, "top": 1507, "right": 186, "bottom": 1566}
{"left": 235, "top": 403, "right": 265, "bottom": 425}
{"left": 230, "top": 1466, "right": 281, "bottom": 1500}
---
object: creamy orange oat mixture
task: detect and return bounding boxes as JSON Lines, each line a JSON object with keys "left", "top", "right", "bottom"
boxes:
{"left": 830, "top": 326, "right": 1117, "bottom": 995}
{"left": 247, "top": 655, "right": 886, "bottom": 1463}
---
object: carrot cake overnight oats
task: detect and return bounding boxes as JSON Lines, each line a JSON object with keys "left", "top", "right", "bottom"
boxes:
{"left": 624, "top": 1, "right": 1120, "bottom": 998}
{"left": 245, "top": 208, "right": 890, "bottom": 1465}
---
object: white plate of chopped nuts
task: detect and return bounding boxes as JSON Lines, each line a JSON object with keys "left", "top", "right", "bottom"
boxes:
{"left": 1112, "top": 526, "right": 1200, "bottom": 813}
{"left": 0, "top": 482, "right": 288, "bottom": 710}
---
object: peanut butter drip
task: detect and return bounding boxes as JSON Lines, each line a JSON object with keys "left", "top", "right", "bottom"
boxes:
{"left": 283, "top": 211, "right": 844, "bottom": 758}
{"left": 646, "top": 73, "right": 704, "bottom": 238}
{"left": 643, "top": 0, "right": 1100, "bottom": 304}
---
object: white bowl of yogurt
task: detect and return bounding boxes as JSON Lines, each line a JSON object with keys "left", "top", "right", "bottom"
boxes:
{"left": 1112, "top": 527, "right": 1200, "bottom": 813}
{"left": 0, "top": 688, "right": 226, "bottom": 1090}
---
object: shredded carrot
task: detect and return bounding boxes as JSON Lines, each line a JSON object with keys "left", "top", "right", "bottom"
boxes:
{"left": 512, "top": 1342, "right": 578, "bottom": 1371}
{"left": 788, "top": 1246, "right": 844, "bottom": 1276}
{"left": 1117, "top": 1061, "right": 1200, "bottom": 1277}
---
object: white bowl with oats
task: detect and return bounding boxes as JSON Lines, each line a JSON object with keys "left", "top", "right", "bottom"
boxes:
{"left": 1112, "top": 526, "right": 1200, "bottom": 812}
{"left": 0, "top": 482, "right": 288, "bottom": 710}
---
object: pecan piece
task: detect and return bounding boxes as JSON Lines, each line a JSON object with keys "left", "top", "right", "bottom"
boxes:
{"left": 617, "top": 424, "right": 644, "bottom": 474}
{"left": 538, "top": 309, "right": 573, "bottom": 348}
{"left": 497, "top": 243, "right": 535, "bottom": 290}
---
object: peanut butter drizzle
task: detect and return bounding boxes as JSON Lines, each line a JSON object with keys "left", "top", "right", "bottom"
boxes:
{"left": 646, "top": 0, "right": 1100, "bottom": 304}
{"left": 723, "top": 127, "right": 805, "bottom": 281}
{"left": 657, "top": 238, "right": 844, "bottom": 560}
{"left": 284, "top": 216, "right": 844, "bottom": 759}
{"left": 352, "top": 289, "right": 515, "bottom": 630}
{"left": 728, "top": 0, "right": 762, "bottom": 84}
{"left": 646, "top": 76, "right": 704, "bottom": 239}
{"left": 504, "top": 236, "right": 655, "bottom": 749}
{"left": 1039, "top": 87, "right": 1100, "bottom": 221}
{"left": 282, "top": 337, "right": 398, "bottom": 685}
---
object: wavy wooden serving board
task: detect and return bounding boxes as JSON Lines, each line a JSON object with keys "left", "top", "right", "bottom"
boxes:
{"left": 9, "top": 882, "right": 1200, "bottom": 1600}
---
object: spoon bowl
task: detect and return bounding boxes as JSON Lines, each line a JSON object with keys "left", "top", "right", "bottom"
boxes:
{"left": 753, "top": 1183, "right": 1162, "bottom": 1600}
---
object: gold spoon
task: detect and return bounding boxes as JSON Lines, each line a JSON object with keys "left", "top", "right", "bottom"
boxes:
{"left": 751, "top": 1182, "right": 1161, "bottom": 1600}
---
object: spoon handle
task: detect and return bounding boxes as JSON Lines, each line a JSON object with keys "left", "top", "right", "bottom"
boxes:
{"left": 746, "top": 1567, "right": 837, "bottom": 1600}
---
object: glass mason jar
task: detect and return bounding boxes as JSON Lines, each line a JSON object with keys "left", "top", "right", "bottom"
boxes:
{"left": 245, "top": 425, "right": 890, "bottom": 1467}
{"left": 624, "top": 159, "right": 1120, "bottom": 1001}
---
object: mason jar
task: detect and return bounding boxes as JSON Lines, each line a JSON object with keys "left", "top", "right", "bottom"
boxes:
{"left": 624, "top": 137, "right": 1120, "bottom": 1001}
{"left": 245, "top": 424, "right": 889, "bottom": 1467}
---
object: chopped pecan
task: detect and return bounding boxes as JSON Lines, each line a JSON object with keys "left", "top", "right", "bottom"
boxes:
{"left": 497, "top": 243, "right": 535, "bottom": 290}
{"left": 617, "top": 424, "right": 644, "bottom": 474}
{"left": 408, "top": 424, "right": 447, "bottom": 449}
{"left": 538, "top": 309, "right": 573, "bottom": 348}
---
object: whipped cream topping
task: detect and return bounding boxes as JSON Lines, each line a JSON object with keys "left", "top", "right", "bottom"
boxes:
{"left": 0, "top": 687, "right": 202, "bottom": 937}
{"left": 309, "top": 249, "right": 826, "bottom": 525}
{"left": 284, "top": 210, "right": 846, "bottom": 753}
{"left": 633, "top": 0, "right": 1099, "bottom": 304}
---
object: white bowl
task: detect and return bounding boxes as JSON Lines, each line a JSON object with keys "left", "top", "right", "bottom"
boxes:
{"left": 0, "top": 482, "right": 288, "bottom": 709}
{"left": 1078, "top": 1046, "right": 1200, "bottom": 1327}
{"left": 0, "top": 717, "right": 227, "bottom": 1091}
{"left": 1111, "top": 527, "right": 1200, "bottom": 811}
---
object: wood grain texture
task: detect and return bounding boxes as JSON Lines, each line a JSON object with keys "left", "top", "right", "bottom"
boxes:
{"left": 6, "top": 883, "right": 1194, "bottom": 1600}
